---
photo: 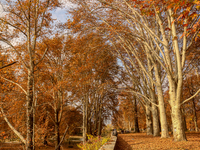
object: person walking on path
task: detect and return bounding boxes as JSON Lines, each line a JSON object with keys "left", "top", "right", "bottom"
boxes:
{"left": 112, "top": 129, "right": 118, "bottom": 136}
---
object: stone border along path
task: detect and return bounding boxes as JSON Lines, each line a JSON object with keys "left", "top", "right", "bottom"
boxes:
{"left": 99, "top": 136, "right": 117, "bottom": 150}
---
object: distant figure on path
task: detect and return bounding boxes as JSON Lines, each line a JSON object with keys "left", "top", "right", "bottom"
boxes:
{"left": 121, "top": 129, "right": 124, "bottom": 134}
{"left": 112, "top": 129, "right": 118, "bottom": 136}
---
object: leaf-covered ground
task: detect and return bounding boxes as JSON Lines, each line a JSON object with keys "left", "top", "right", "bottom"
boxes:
{"left": 1, "top": 132, "right": 200, "bottom": 150}
{"left": 0, "top": 142, "right": 80, "bottom": 150}
{"left": 114, "top": 132, "right": 200, "bottom": 150}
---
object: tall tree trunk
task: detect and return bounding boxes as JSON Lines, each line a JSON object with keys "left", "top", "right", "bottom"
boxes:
{"left": 150, "top": 88, "right": 160, "bottom": 136}
{"left": 154, "top": 66, "right": 169, "bottom": 138}
{"left": 93, "top": 110, "right": 98, "bottom": 136}
{"left": 151, "top": 101, "right": 160, "bottom": 136}
{"left": 170, "top": 81, "right": 186, "bottom": 141}
{"left": 93, "top": 97, "right": 98, "bottom": 135}
{"left": 192, "top": 99, "right": 198, "bottom": 132}
{"left": 82, "top": 98, "right": 87, "bottom": 143}
{"left": 55, "top": 89, "right": 62, "bottom": 150}
{"left": 26, "top": 6, "right": 35, "bottom": 148}
{"left": 168, "top": 8, "right": 187, "bottom": 141}
{"left": 98, "top": 116, "right": 101, "bottom": 136}
{"left": 147, "top": 53, "right": 168, "bottom": 138}
{"left": 147, "top": 53, "right": 160, "bottom": 136}
{"left": 171, "top": 102, "right": 187, "bottom": 141}
{"left": 181, "top": 108, "right": 187, "bottom": 131}
{"left": 32, "top": 92, "right": 37, "bottom": 150}
{"left": 55, "top": 121, "right": 60, "bottom": 150}
{"left": 189, "top": 79, "right": 199, "bottom": 132}
{"left": 88, "top": 117, "right": 91, "bottom": 135}
{"left": 85, "top": 95, "right": 88, "bottom": 136}
{"left": 26, "top": 69, "right": 34, "bottom": 150}
{"left": 98, "top": 99, "right": 102, "bottom": 136}
{"left": 146, "top": 103, "right": 153, "bottom": 135}
{"left": 128, "top": 118, "right": 131, "bottom": 131}
{"left": 133, "top": 97, "right": 139, "bottom": 133}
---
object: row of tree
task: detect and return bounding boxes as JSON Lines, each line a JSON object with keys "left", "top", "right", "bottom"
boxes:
{"left": 0, "top": 0, "right": 199, "bottom": 150}
{"left": 0, "top": 0, "right": 119, "bottom": 150}
{"left": 67, "top": 0, "right": 200, "bottom": 141}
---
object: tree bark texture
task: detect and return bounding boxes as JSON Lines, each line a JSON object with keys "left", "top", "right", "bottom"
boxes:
{"left": 55, "top": 122, "right": 60, "bottom": 150}
{"left": 133, "top": 97, "right": 139, "bottom": 133}
{"left": 171, "top": 103, "right": 187, "bottom": 141}
{"left": 26, "top": 70, "right": 34, "bottom": 150}
{"left": 146, "top": 104, "right": 153, "bottom": 135}
{"left": 192, "top": 99, "right": 198, "bottom": 131}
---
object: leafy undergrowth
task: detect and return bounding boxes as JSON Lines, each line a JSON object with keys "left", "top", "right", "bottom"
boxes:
{"left": 115, "top": 132, "right": 200, "bottom": 150}
{"left": 78, "top": 134, "right": 110, "bottom": 150}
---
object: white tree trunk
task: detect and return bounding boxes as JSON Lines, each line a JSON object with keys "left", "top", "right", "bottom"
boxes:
{"left": 154, "top": 65, "right": 169, "bottom": 138}
{"left": 146, "top": 104, "right": 153, "bottom": 135}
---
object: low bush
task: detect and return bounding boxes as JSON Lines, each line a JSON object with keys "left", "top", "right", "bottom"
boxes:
{"left": 78, "top": 134, "right": 110, "bottom": 150}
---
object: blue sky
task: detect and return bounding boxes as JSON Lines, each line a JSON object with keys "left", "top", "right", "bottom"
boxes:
{"left": 51, "top": 7, "right": 70, "bottom": 23}
{"left": 0, "top": 0, "right": 75, "bottom": 23}
{"left": 51, "top": 0, "right": 76, "bottom": 23}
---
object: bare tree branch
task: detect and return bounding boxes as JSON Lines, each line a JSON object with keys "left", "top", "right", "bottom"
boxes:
{"left": 35, "top": 47, "right": 48, "bottom": 66}
{"left": 0, "top": 61, "right": 17, "bottom": 69}
{"left": 0, "top": 76, "right": 27, "bottom": 95}
{"left": 181, "top": 89, "right": 200, "bottom": 105}
{"left": 0, "top": 107, "right": 26, "bottom": 144}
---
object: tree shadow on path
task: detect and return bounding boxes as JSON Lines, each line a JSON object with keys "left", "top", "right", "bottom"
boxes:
{"left": 114, "top": 134, "right": 132, "bottom": 150}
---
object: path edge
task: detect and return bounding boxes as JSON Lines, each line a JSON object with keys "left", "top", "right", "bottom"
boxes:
{"left": 99, "top": 136, "right": 117, "bottom": 150}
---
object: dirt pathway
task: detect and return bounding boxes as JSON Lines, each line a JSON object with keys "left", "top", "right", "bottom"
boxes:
{"left": 114, "top": 132, "right": 200, "bottom": 150}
